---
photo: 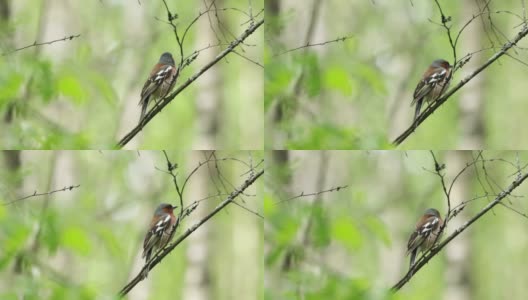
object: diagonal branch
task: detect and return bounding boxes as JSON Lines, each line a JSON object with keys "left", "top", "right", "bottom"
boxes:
{"left": 391, "top": 170, "right": 528, "bottom": 291}
{"left": 117, "top": 168, "right": 264, "bottom": 297}
{"left": 392, "top": 24, "right": 528, "bottom": 146}
{"left": 116, "top": 18, "right": 264, "bottom": 148}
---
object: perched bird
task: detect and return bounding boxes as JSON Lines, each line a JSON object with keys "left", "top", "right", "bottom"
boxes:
{"left": 139, "top": 52, "right": 179, "bottom": 122}
{"left": 406, "top": 208, "right": 444, "bottom": 268}
{"left": 411, "top": 59, "right": 452, "bottom": 123}
{"left": 142, "top": 203, "right": 178, "bottom": 276}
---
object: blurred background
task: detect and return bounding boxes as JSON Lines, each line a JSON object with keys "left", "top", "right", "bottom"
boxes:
{"left": 265, "top": 0, "right": 528, "bottom": 149}
{"left": 0, "top": 0, "right": 263, "bottom": 149}
{"left": 0, "top": 150, "right": 263, "bottom": 300}
{"left": 265, "top": 150, "right": 528, "bottom": 300}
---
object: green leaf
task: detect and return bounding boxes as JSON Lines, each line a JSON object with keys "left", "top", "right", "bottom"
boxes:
{"left": 58, "top": 75, "right": 86, "bottom": 104}
{"left": 41, "top": 211, "right": 60, "bottom": 254}
{"left": 89, "top": 73, "right": 117, "bottom": 105}
{"left": 312, "top": 204, "right": 331, "bottom": 247}
{"left": 96, "top": 227, "right": 123, "bottom": 259}
{"left": 288, "top": 123, "right": 359, "bottom": 149}
{"left": 364, "top": 216, "right": 391, "bottom": 246}
{"left": 302, "top": 53, "right": 321, "bottom": 97}
{"left": 332, "top": 216, "right": 362, "bottom": 251}
{"left": 324, "top": 66, "right": 354, "bottom": 96}
{"left": 4, "top": 223, "right": 31, "bottom": 254}
{"left": 276, "top": 217, "right": 301, "bottom": 245}
{"left": 355, "top": 63, "right": 386, "bottom": 94}
{"left": 61, "top": 226, "right": 91, "bottom": 256}
{"left": 33, "top": 60, "right": 55, "bottom": 103}
{"left": 265, "top": 244, "right": 285, "bottom": 266}
{"left": 265, "top": 58, "right": 294, "bottom": 111}
{"left": 264, "top": 193, "right": 277, "bottom": 217}
{"left": 0, "top": 73, "right": 23, "bottom": 106}
{"left": 0, "top": 219, "right": 31, "bottom": 270}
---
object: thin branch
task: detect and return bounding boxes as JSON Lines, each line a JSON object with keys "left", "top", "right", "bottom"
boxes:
{"left": 1, "top": 34, "right": 81, "bottom": 56}
{"left": 231, "top": 200, "right": 264, "bottom": 218}
{"left": 391, "top": 171, "right": 528, "bottom": 291}
{"left": 433, "top": 0, "right": 457, "bottom": 63}
{"left": 454, "top": 11, "right": 490, "bottom": 50}
{"left": 429, "top": 151, "right": 449, "bottom": 199}
{"left": 499, "top": 202, "right": 528, "bottom": 219}
{"left": 232, "top": 49, "right": 263, "bottom": 67}
{"left": 273, "top": 35, "right": 354, "bottom": 56}
{"left": 116, "top": 18, "right": 264, "bottom": 148}
{"left": 118, "top": 168, "right": 264, "bottom": 297}
{"left": 392, "top": 24, "right": 528, "bottom": 145}
{"left": 180, "top": 152, "right": 217, "bottom": 196}
{"left": 277, "top": 185, "right": 349, "bottom": 204}
{"left": 161, "top": 151, "right": 185, "bottom": 228}
{"left": 2, "top": 185, "right": 80, "bottom": 206}
{"left": 429, "top": 152, "right": 452, "bottom": 227}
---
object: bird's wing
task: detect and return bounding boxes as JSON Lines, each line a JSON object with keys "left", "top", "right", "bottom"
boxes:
{"left": 142, "top": 214, "right": 172, "bottom": 257}
{"left": 418, "top": 216, "right": 439, "bottom": 235}
{"left": 139, "top": 64, "right": 175, "bottom": 106}
{"left": 411, "top": 67, "right": 447, "bottom": 106}
{"left": 406, "top": 216, "right": 439, "bottom": 254}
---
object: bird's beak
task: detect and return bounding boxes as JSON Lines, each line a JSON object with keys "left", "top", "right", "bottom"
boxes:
{"left": 172, "top": 205, "right": 178, "bottom": 210}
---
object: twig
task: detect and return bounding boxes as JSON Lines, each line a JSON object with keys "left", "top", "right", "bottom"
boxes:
{"left": 3, "top": 185, "right": 81, "bottom": 206}
{"left": 392, "top": 24, "right": 528, "bottom": 145}
{"left": 117, "top": 168, "right": 264, "bottom": 297}
{"left": 278, "top": 185, "right": 349, "bottom": 204}
{"left": 281, "top": 152, "right": 329, "bottom": 275}
{"left": 231, "top": 200, "right": 264, "bottom": 218}
{"left": 391, "top": 170, "right": 528, "bottom": 291}
{"left": 273, "top": 35, "right": 354, "bottom": 56}
{"left": 1, "top": 34, "right": 81, "bottom": 56}
{"left": 115, "top": 18, "right": 264, "bottom": 148}
{"left": 161, "top": 151, "right": 185, "bottom": 231}
{"left": 433, "top": 0, "right": 457, "bottom": 63}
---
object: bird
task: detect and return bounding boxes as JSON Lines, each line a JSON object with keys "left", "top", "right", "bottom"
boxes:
{"left": 411, "top": 59, "right": 452, "bottom": 123}
{"left": 142, "top": 203, "right": 178, "bottom": 277}
{"left": 139, "top": 52, "right": 179, "bottom": 123}
{"left": 406, "top": 208, "right": 444, "bottom": 269}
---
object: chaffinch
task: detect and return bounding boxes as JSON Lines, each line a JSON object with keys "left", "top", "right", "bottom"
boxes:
{"left": 411, "top": 59, "right": 452, "bottom": 122}
{"left": 139, "top": 52, "right": 179, "bottom": 122}
{"left": 142, "top": 203, "right": 178, "bottom": 276}
{"left": 406, "top": 208, "right": 444, "bottom": 268}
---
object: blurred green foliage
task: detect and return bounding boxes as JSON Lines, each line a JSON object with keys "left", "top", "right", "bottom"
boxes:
{"left": 265, "top": 150, "right": 528, "bottom": 300}
{"left": 265, "top": 0, "right": 528, "bottom": 149}
{"left": 0, "top": 150, "right": 263, "bottom": 299}
{"left": 0, "top": 0, "right": 263, "bottom": 149}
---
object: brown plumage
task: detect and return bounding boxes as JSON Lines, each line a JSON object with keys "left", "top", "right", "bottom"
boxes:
{"left": 142, "top": 203, "right": 177, "bottom": 277}
{"left": 139, "top": 52, "right": 179, "bottom": 123}
{"left": 411, "top": 59, "right": 452, "bottom": 123}
{"left": 407, "top": 208, "right": 443, "bottom": 268}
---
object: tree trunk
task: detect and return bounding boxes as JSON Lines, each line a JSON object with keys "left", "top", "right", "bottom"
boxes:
{"left": 182, "top": 151, "right": 212, "bottom": 300}
{"left": 445, "top": 151, "right": 472, "bottom": 300}
{"left": 457, "top": 1, "right": 485, "bottom": 149}
{"left": 193, "top": 0, "right": 223, "bottom": 149}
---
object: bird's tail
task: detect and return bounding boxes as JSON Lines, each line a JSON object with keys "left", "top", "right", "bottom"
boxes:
{"left": 413, "top": 98, "right": 423, "bottom": 124}
{"left": 139, "top": 97, "right": 149, "bottom": 124}
{"left": 409, "top": 249, "right": 417, "bottom": 269}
